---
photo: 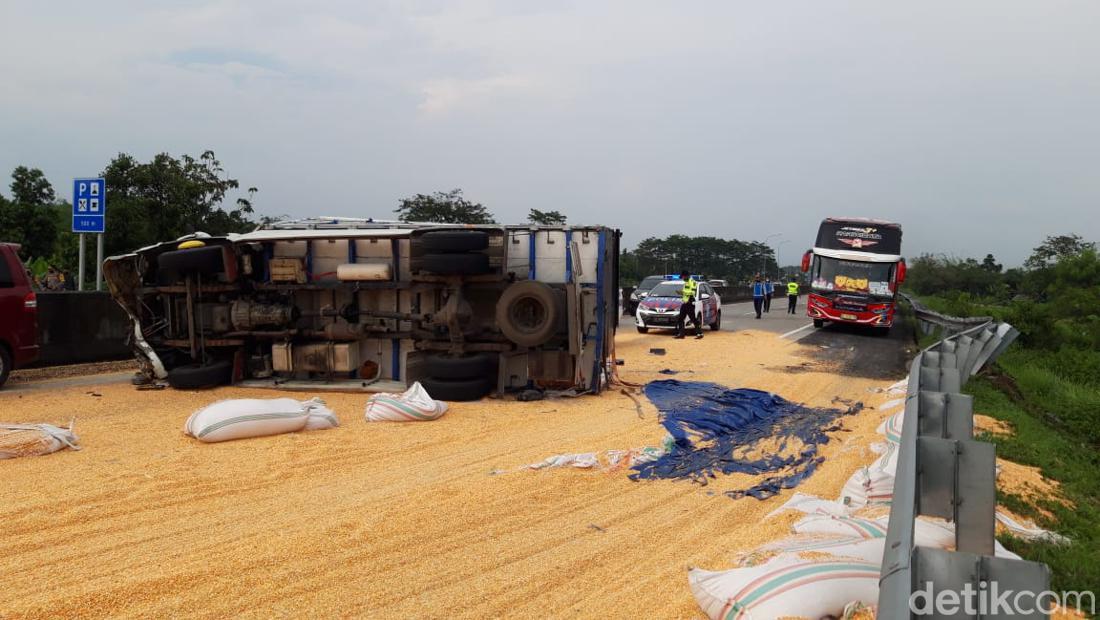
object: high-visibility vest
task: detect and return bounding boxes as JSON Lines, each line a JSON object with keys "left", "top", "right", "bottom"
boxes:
{"left": 681, "top": 278, "right": 698, "bottom": 302}
{"left": 788, "top": 282, "right": 799, "bottom": 295}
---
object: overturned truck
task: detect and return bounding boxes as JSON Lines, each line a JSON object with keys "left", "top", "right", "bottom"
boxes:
{"left": 104, "top": 219, "right": 621, "bottom": 401}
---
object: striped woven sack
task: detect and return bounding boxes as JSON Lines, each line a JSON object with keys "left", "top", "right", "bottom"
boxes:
{"left": 689, "top": 554, "right": 880, "bottom": 619}
{"left": 365, "top": 382, "right": 448, "bottom": 422}
{"left": 185, "top": 398, "right": 338, "bottom": 443}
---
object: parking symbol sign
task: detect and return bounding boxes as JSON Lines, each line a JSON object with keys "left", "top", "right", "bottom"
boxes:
{"left": 72, "top": 178, "right": 106, "bottom": 233}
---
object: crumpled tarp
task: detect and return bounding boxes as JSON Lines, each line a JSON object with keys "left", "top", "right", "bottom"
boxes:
{"left": 631, "top": 380, "right": 860, "bottom": 500}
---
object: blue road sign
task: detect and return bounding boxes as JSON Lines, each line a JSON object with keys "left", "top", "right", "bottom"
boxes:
{"left": 72, "top": 178, "right": 106, "bottom": 233}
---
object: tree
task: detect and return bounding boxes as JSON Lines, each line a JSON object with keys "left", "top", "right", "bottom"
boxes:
{"left": 0, "top": 167, "right": 60, "bottom": 260}
{"left": 980, "top": 254, "right": 1002, "bottom": 273}
{"left": 528, "top": 208, "right": 567, "bottom": 225}
{"left": 10, "top": 166, "right": 55, "bottom": 206}
{"left": 1025, "top": 234, "right": 1096, "bottom": 270}
{"left": 100, "top": 150, "right": 256, "bottom": 256}
{"left": 395, "top": 189, "right": 495, "bottom": 224}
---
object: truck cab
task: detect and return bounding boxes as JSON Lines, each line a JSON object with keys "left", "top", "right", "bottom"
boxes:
{"left": 0, "top": 243, "right": 39, "bottom": 387}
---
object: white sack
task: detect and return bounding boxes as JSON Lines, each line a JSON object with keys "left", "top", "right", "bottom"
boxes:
{"left": 185, "top": 398, "right": 338, "bottom": 443}
{"left": 689, "top": 554, "right": 880, "bottom": 620}
{"left": 365, "top": 382, "right": 448, "bottom": 422}
{"left": 0, "top": 422, "right": 80, "bottom": 459}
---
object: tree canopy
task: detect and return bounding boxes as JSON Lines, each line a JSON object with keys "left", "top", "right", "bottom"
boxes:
{"left": 620, "top": 235, "right": 777, "bottom": 285}
{"left": 395, "top": 189, "right": 495, "bottom": 224}
{"left": 0, "top": 150, "right": 256, "bottom": 284}
{"left": 527, "top": 208, "right": 567, "bottom": 225}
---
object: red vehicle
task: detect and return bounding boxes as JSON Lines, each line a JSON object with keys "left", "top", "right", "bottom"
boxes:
{"left": 0, "top": 243, "right": 39, "bottom": 387}
{"left": 800, "top": 218, "right": 906, "bottom": 334}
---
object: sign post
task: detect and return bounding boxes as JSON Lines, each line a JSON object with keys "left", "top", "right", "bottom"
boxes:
{"left": 72, "top": 178, "right": 106, "bottom": 292}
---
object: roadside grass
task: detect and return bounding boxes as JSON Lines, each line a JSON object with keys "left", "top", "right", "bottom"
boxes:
{"left": 967, "top": 371, "right": 1100, "bottom": 598}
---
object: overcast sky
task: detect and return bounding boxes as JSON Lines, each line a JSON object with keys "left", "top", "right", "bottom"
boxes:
{"left": 2, "top": 1, "right": 1098, "bottom": 266}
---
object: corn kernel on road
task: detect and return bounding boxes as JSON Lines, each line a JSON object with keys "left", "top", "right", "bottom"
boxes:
{"left": 1, "top": 329, "right": 904, "bottom": 618}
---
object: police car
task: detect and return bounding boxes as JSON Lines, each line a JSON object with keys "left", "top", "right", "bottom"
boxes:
{"left": 634, "top": 275, "right": 721, "bottom": 334}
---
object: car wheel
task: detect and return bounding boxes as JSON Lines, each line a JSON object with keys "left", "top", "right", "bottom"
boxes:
{"left": 813, "top": 319, "right": 824, "bottom": 328}
{"left": 872, "top": 326, "right": 891, "bottom": 337}
{"left": 0, "top": 345, "right": 11, "bottom": 389}
{"left": 421, "top": 253, "right": 491, "bottom": 275}
{"left": 166, "top": 360, "right": 233, "bottom": 390}
{"left": 709, "top": 310, "right": 721, "bottom": 331}
{"left": 422, "top": 353, "right": 497, "bottom": 380}
{"left": 158, "top": 246, "right": 226, "bottom": 276}
{"left": 496, "top": 281, "right": 561, "bottom": 347}
{"left": 420, "top": 376, "right": 494, "bottom": 402}
{"left": 636, "top": 325, "right": 649, "bottom": 334}
{"left": 420, "top": 231, "right": 490, "bottom": 253}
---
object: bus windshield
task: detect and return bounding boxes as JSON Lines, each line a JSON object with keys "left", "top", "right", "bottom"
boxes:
{"left": 811, "top": 256, "right": 895, "bottom": 298}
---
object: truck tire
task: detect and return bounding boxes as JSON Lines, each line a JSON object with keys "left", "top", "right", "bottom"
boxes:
{"left": 813, "top": 319, "right": 824, "bottom": 328}
{"left": 0, "top": 346, "right": 11, "bottom": 389}
{"left": 158, "top": 246, "right": 226, "bottom": 276}
{"left": 423, "top": 353, "right": 497, "bottom": 380}
{"left": 167, "top": 360, "right": 232, "bottom": 390}
{"left": 420, "top": 376, "right": 494, "bottom": 402}
{"left": 496, "top": 281, "right": 561, "bottom": 347}
{"left": 421, "top": 253, "right": 490, "bottom": 275}
{"left": 420, "top": 231, "right": 489, "bottom": 253}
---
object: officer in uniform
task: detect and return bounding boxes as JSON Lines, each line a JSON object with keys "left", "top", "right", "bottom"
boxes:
{"left": 787, "top": 277, "right": 800, "bottom": 314}
{"left": 764, "top": 276, "right": 774, "bottom": 313}
{"left": 675, "top": 270, "right": 703, "bottom": 340}
{"left": 752, "top": 275, "right": 765, "bottom": 319}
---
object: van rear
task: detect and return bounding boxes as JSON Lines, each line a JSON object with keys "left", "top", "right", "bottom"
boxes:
{"left": 0, "top": 243, "right": 39, "bottom": 387}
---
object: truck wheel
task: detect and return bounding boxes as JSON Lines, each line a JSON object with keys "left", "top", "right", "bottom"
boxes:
{"left": 636, "top": 325, "right": 649, "bottom": 334}
{"left": 423, "top": 353, "right": 497, "bottom": 380}
{"left": 158, "top": 246, "right": 226, "bottom": 276}
{"left": 421, "top": 253, "right": 490, "bottom": 275}
{"left": 421, "top": 376, "right": 493, "bottom": 402}
{"left": 167, "top": 360, "right": 232, "bottom": 390}
{"left": 496, "top": 281, "right": 561, "bottom": 347}
{"left": 813, "top": 319, "right": 824, "bottom": 328}
{"left": 709, "top": 310, "right": 721, "bottom": 331}
{"left": 0, "top": 346, "right": 11, "bottom": 389}
{"left": 420, "top": 231, "right": 489, "bottom": 253}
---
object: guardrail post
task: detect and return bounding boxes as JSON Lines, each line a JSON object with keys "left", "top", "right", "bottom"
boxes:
{"left": 918, "top": 391, "right": 974, "bottom": 440}
{"left": 917, "top": 437, "right": 996, "bottom": 555}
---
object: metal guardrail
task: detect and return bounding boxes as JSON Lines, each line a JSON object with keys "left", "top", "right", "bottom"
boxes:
{"left": 877, "top": 309, "right": 1051, "bottom": 618}
{"left": 902, "top": 292, "right": 993, "bottom": 338}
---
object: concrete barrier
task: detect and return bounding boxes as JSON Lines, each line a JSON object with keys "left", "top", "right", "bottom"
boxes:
{"left": 35, "top": 292, "right": 131, "bottom": 366}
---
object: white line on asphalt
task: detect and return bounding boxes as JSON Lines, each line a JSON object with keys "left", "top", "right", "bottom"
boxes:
{"left": 779, "top": 323, "right": 815, "bottom": 339}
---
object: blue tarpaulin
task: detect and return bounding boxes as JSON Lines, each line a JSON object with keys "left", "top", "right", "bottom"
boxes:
{"left": 631, "top": 380, "right": 860, "bottom": 500}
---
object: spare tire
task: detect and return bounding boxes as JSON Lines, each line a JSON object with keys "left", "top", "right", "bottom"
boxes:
{"left": 420, "top": 231, "right": 489, "bottom": 253}
{"left": 167, "top": 360, "right": 233, "bottom": 390}
{"left": 420, "top": 376, "right": 494, "bottom": 402}
{"left": 423, "top": 353, "right": 497, "bottom": 380}
{"left": 421, "top": 253, "right": 490, "bottom": 275}
{"left": 496, "top": 280, "right": 561, "bottom": 347}
{"left": 159, "top": 246, "right": 226, "bottom": 276}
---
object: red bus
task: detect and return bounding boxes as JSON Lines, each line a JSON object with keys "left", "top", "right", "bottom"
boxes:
{"left": 800, "top": 218, "right": 906, "bottom": 334}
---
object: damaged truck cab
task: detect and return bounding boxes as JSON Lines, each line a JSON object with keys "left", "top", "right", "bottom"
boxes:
{"left": 104, "top": 219, "right": 621, "bottom": 400}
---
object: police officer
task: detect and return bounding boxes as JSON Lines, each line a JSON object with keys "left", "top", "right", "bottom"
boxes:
{"left": 752, "top": 274, "right": 765, "bottom": 319}
{"left": 787, "top": 277, "right": 800, "bottom": 314}
{"left": 675, "top": 270, "right": 703, "bottom": 340}
{"left": 763, "top": 276, "right": 774, "bottom": 313}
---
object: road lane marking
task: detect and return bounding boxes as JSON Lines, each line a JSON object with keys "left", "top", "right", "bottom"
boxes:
{"left": 779, "top": 323, "right": 815, "bottom": 339}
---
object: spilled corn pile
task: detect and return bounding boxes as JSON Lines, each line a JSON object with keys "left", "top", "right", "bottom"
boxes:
{"left": 0, "top": 329, "right": 904, "bottom": 618}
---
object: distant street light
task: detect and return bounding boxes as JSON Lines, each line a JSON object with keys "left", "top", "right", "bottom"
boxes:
{"left": 761, "top": 233, "right": 782, "bottom": 274}
{"left": 775, "top": 239, "right": 791, "bottom": 279}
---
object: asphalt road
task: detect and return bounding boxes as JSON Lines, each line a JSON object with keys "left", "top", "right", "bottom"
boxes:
{"left": 621, "top": 296, "right": 917, "bottom": 380}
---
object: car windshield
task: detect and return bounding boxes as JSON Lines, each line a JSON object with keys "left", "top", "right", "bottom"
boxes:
{"left": 637, "top": 276, "right": 664, "bottom": 291}
{"left": 811, "top": 256, "right": 895, "bottom": 298}
{"left": 647, "top": 281, "right": 684, "bottom": 297}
